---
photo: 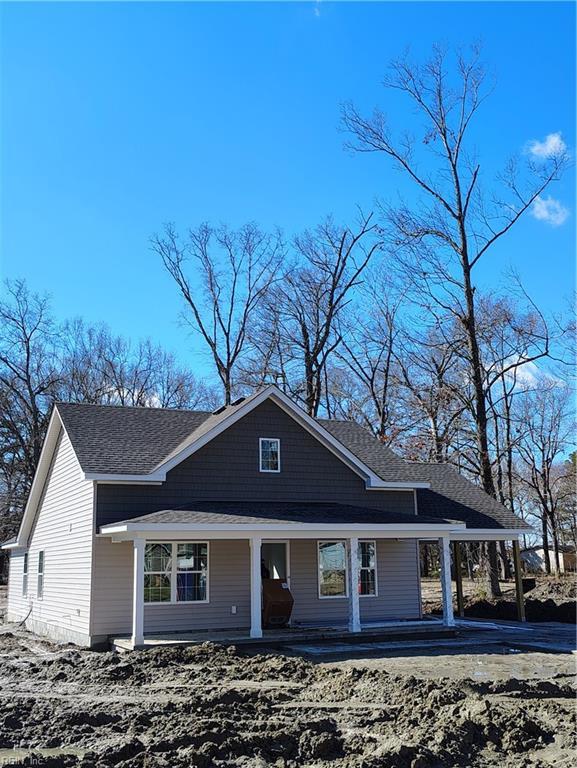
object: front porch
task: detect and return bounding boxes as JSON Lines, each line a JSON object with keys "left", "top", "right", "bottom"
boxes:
{"left": 111, "top": 615, "right": 455, "bottom": 651}
{"left": 99, "top": 515, "right": 465, "bottom": 649}
{"left": 98, "top": 505, "right": 528, "bottom": 651}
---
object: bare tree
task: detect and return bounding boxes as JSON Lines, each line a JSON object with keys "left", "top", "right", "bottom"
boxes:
{"left": 516, "top": 383, "right": 574, "bottom": 574}
{"left": 255, "top": 214, "right": 380, "bottom": 416}
{"left": 0, "top": 280, "right": 61, "bottom": 507}
{"left": 332, "top": 275, "right": 408, "bottom": 442}
{"left": 60, "top": 319, "right": 213, "bottom": 409}
{"left": 343, "top": 44, "right": 568, "bottom": 593}
{"left": 152, "top": 222, "right": 283, "bottom": 405}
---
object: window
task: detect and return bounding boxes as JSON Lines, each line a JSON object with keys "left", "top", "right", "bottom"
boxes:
{"left": 259, "top": 438, "right": 280, "bottom": 472}
{"left": 358, "top": 540, "right": 377, "bottom": 597}
{"left": 144, "top": 542, "right": 209, "bottom": 604}
{"left": 37, "top": 551, "right": 44, "bottom": 599}
{"left": 176, "top": 543, "right": 208, "bottom": 602}
{"left": 144, "top": 543, "right": 172, "bottom": 603}
{"left": 22, "top": 553, "right": 28, "bottom": 597}
{"left": 318, "top": 541, "right": 348, "bottom": 598}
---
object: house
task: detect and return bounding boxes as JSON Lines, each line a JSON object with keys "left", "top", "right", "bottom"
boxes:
{"left": 2, "top": 385, "right": 530, "bottom": 648}
{"left": 521, "top": 545, "right": 577, "bottom": 574}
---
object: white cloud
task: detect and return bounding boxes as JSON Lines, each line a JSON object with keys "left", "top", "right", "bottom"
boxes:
{"left": 531, "top": 195, "right": 569, "bottom": 227}
{"left": 526, "top": 132, "right": 567, "bottom": 159}
{"left": 502, "top": 359, "right": 564, "bottom": 391}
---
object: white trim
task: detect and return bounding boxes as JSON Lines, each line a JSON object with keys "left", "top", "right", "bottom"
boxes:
{"left": 347, "top": 537, "right": 361, "bottom": 632}
{"left": 449, "top": 529, "right": 530, "bottom": 541}
{"left": 100, "top": 521, "right": 462, "bottom": 536}
{"left": 143, "top": 541, "right": 210, "bottom": 605}
{"left": 317, "top": 540, "right": 349, "bottom": 599}
{"left": 22, "top": 551, "right": 28, "bottom": 597}
{"left": 366, "top": 483, "right": 430, "bottom": 490}
{"left": 36, "top": 550, "right": 45, "bottom": 600}
{"left": 249, "top": 535, "right": 262, "bottom": 638}
{"left": 439, "top": 536, "right": 454, "bottom": 627}
{"left": 358, "top": 539, "right": 378, "bottom": 598}
{"left": 259, "top": 437, "right": 281, "bottom": 473}
{"left": 132, "top": 538, "right": 145, "bottom": 647}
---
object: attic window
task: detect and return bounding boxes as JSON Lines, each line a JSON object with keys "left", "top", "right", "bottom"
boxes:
{"left": 259, "top": 438, "right": 280, "bottom": 473}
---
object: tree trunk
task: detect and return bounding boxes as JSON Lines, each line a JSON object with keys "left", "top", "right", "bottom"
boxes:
{"left": 550, "top": 514, "right": 561, "bottom": 575}
{"left": 421, "top": 543, "right": 430, "bottom": 577}
{"left": 499, "top": 540, "right": 512, "bottom": 580}
{"left": 542, "top": 515, "right": 551, "bottom": 575}
{"left": 459, "top": 262, "right": 501, "bottom": 597}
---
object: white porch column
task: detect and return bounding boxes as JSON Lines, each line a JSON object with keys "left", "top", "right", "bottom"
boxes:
{"left": 249, "top": 536, "right": 263, "bottom": 638}
{"left": 132, "top": 537, "right": 145, "bottom": 648}
{"left": 347, "top": 537, "right": 361, "bottom": 633}
{"left": 439, "top": 536, "right": 454, "bottom": 627}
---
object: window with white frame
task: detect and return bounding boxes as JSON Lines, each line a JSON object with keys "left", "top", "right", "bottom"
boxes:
{"left": 358, "top": 540, "right": 377, "bottom": 596}
{"left": 176, "top": 543, "right": 208, "bottom": 602}
{"left": 318, "top": 541, "right": 348, "bottom": 598}
{"left": 144, "top": 543, "right": 172, "bottom": 603}
{"left": 259, "top": 438, "right": 280, "bottom": 472}
{"left": 37, "top": 551, "right": 44, "bottom": 599}
{"left": 22, "top": 553, "right": 28, "bottom": 597}
{"left": 144, "top": 542, "right": 209, "bottom": 604}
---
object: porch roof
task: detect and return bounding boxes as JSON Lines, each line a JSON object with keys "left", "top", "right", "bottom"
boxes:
{"left": 101, "top": 501, "right": 450, "bottom": 529}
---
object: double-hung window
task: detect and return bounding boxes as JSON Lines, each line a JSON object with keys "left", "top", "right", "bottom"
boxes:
{"left": 318, "top": 541, "right": 348, "bottom": 598}
{"left": 358, "top": 540, "right": 377, "bottom": 597}
{"left": 317, "top": 540, "right": 378, "bottom": 599}
{"left": 259, "top": 438, "right": 280, "bottom": 472}
{"left": 37, "top": 551, "right": 44, "bottom": 599}
{"left": 144, "top": 542, "right": 209, "bottom": 604}
{"left": 22, "top": 553, "right": 28, "bottom": 597}
{"left": 176, "top": 543, "right": 208, "bottom": 602}
{"left": 144, "top": 543, "right": 172, "bottom": 603}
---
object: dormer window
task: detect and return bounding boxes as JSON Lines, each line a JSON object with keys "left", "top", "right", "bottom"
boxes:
{"left": 259, "top": 438, "right": 280, "bottom": 473}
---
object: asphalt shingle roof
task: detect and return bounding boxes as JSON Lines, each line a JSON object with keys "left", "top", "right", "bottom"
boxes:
{"left": 56, "top": 399, "right": 527, "bottom": 531}
{"left": 111, "top": 502, "right": 450, "bottom": 528}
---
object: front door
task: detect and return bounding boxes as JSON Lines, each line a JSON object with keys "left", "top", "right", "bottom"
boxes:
{"left": 261, "top": 542, "right": 289, "bottom": 583}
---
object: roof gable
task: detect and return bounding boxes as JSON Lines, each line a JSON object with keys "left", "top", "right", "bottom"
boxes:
{"left": 58, "top": 386, "right": 422, "bottom": 489}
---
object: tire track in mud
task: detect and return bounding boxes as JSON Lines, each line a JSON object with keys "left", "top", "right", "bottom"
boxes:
{"left": 0, "top": 630, "right": 575, "bottom": 767}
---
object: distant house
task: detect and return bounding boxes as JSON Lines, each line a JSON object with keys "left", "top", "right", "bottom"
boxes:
{"left": 2, "top": 386, "right": 529, "bottom": 648}
{"left": 521, "top": 545, "right": 577, "bottom": 574}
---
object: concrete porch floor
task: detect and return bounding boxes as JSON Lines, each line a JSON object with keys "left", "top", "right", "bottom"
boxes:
{"left": 111, "top": 617, "right": 455, "bottom": 651}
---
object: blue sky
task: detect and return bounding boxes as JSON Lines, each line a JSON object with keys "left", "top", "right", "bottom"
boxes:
{"left": 1, "top": 1, "right": 575, "bottom": 375}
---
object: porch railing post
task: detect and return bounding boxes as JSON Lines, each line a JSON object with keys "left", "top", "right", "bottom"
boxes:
{"left": 348, "top": 537, "right": 361, "bottom": 633}
{"left": 249, "top": 536, "right": 263, "bottom": 638}
{"left": 439, "top": 536, "right": 455, "bottom": 627}
{"left": 132, "top": 537, "right": 145, "bottom": 648}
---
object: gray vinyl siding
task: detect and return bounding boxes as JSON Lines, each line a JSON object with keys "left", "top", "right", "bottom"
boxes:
{"left": 90, "top": 538, "right": 133, "bottom": 636}
{"left": 144, "top": 540, "right": 251, "bottom": 633}
{"left": 91, "top": 538, "right": 251, "bottom": 636}
{"left": 89, "top": 536, "right": 420, "bottom": 636}
{"left": 359, "top": 539, "right": 422, "bottom": 621}
{"left": 289, "top": 539, "right": 422, "bottom": 625}
{"left": 7, "top": 430, "right": 94, "bottom": 643}
{"left": 96, "top": 400, "right": 415, "bottom": 526}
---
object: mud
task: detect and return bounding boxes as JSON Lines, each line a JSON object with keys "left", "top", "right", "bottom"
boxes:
{"left": 0, "top": 629, "right": 575, "bottom": 767}
{"left": 423, "top": 578, "right": 577, "bottom": 623}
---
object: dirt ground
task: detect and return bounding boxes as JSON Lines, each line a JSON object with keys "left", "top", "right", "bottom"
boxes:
{"left": 0, "top": 624, "right": 575, "bottom": 768}
{"left": 421, "top": 576, "right": 577, "bottom": 623}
